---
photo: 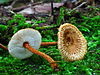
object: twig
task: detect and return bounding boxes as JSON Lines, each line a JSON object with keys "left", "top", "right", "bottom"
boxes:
{"left": 74, "top": 2, "right": 87, "bottom": 10}
{"left": 51, "top": 0, "right": 54, "bottom": 16}
{"left": 69, "top": 2, "right": 87, "bottom": 13}
{"left": 34, "top": 25, "right": 59, "bottom": 31}
{"left": 12, "top": 2, "right": 43, "bottom": 11}
{"left": 10, "top": 0, "right": 18, "bottom": 7}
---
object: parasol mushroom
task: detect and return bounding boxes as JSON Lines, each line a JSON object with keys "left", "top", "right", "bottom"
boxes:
{"left": 58, "top": 23, "right": 87, "bottom": 61}
{"left": 8, "top": 28, "right": 59, "bottom": 70}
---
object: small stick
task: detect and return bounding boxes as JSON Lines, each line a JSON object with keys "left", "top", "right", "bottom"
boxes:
{"left": 10, "top": 0, "right": 18, "bottom": 7}
{"left": 23, "top": 42, "right": 59, "bottom": 71}
{"left": 12, "top": 2, "right": 42, "bottom": 11}
{"left": 69, "top": 2, "right": 87, "bottom": 13}
{"left": 73, "top": 2, "right": 87, "bottom": 10}
{"left": 51, "top": 0, "right": 54, "bottom": 16}
{"left": 0, "top": 43, "right": 8, "bottom": 50}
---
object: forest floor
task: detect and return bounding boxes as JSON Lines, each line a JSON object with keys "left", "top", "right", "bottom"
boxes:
{"left": 0, "top": 0, "right": 100, "bottom": 74}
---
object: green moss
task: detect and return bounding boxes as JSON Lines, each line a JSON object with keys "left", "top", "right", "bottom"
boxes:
{"left": 0, "top": 7, "right": 100, "bottom": 74}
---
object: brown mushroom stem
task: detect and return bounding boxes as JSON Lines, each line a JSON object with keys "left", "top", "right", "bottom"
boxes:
{"left": 23, "top": 42, "right": 59, "bottom": 71}
{"left": 0, "top": 42, "right": 57, "bottom": 51}
{"left": 0, "top": 43, "right": 8, "bottom": 50}
{"left": 41, "top": 42, "right": 57, "bottom": 46}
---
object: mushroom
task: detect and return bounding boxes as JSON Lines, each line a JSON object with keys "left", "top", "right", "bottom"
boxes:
{"left": 0, "top": 23, "right": 87, "bottom": 63}
{"left": 8, "top": 28, "right": 59, "bottom": 70}
{"left": 8, "top": 28, "right": 41, "bottom": 59}
{"left": 58, "top": 23, "right": 87, "bottom": 61}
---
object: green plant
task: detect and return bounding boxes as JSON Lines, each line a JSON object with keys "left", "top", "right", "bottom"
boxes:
{"left": 0, "top": 25, "right": 7, "bottom": 31}
{"left": 56, "top": 7, "right": 65, "bottom": 25}
{"left": 7, "top": 14, "right": 32, "bottom": 34}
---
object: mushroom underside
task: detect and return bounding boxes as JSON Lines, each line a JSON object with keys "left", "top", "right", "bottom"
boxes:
{"left": 58, "top": 23, "right": 87, "bottom": 61}
{"left": 8, "top": 28, "right": 41, "bottom": 59}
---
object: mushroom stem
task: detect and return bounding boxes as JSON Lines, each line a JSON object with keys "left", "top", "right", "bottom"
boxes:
{"left": 23, "top": 42, "right": 59, "bottom": 70}
{"left": 41, "top": 42, "right": 57, "bottom": 46}
{"left": 0, "top": 43, "right": 8, "bottom": 50}
{"left": 0, "top": 42, "right": 57, "bottom": 51}
{"left": 0, "top": 42, "right": 59, "bottom": 70}
{"left": 23, "top": 42, "right": 58, "bottom": 69}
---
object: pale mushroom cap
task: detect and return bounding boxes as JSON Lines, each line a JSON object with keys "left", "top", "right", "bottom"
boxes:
{"left": 58, "top": 23, "right": 87, "bottom": 61}
{"left": 8, "top": 28, "right": 41, "bottom": 59}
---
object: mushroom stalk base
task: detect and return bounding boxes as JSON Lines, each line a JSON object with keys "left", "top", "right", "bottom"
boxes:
{"left": 23, "top": 42, "right": 59, "bottom": 71}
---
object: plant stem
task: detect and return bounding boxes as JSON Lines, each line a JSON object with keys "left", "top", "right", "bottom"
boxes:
{"left": 23, "top": 42, "right": 59, "bottom": 71}
{"left": 0, "top": 43, "right": 8, "bottom": 50}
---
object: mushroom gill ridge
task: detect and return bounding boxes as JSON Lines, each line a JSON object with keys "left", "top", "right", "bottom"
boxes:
{"left": 58, "top": 23, "right": 87, "bottom": 61}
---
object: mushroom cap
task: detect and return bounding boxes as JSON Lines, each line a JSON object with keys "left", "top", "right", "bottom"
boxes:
{"left": 58, "top": 23, "right": 87, "bottom": 61}
{"left": 8, "top": 28, "right": 41, "bottom": 59}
